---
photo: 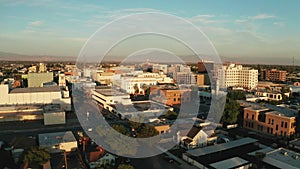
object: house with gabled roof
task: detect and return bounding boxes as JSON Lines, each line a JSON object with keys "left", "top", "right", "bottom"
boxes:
{"left": 180, "top": 126, "right": 208, "bottom": 149}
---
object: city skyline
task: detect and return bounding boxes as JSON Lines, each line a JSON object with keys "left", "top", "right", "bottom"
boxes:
{"left": 0, "top": 0, "right": 299, "bottom": 65}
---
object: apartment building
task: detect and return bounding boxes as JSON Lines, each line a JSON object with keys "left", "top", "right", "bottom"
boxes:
{"left": 261, "top": 69, "right": 287, "bottom": 82}
{"left": 217, "top": 64, "right": 258, "bottom": 89}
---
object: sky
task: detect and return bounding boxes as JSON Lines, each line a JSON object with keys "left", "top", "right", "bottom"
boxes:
{"left": 0, "top": 0, "right": 299, "bottom": 65}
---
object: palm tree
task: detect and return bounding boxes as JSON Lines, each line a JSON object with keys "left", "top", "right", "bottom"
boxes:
{"left": 133, "top": 83, "right": 139, "bottom": 95}
{"left": 21, "top": 147, "right": 50, "bottom": 169}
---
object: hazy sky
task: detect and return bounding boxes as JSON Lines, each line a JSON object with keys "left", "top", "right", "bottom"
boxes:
{"left": 0, "top": 0, "right": 299, "bottom": 65}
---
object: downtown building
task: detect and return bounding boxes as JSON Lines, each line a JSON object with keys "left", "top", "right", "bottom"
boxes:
{"left": 217, "top": 63, "right": 258, "bottom": 89}
{"left": 261, "top": 69, "right": 287, "bottom": 82}
{"left": 117, "top": 71, "right": 174, "bottom": 94}
{"left": 240, "top": 101, "right": 297, "bottom": 137}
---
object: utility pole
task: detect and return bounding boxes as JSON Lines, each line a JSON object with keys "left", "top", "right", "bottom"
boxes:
{"left": 64, "top": 151, "right": 68, "bottom": 169}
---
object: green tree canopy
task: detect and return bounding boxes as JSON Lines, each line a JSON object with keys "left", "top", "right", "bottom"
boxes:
{"left": 161, "top": 110, "right": 178, "bottom": 120}
{"left": 227, "top": 91, "right": 246, "bottom": 100}
{"left": 136, "top": 124, "right": 159, "bottom": 138}
{"left": 222, "top": 99, "right": 240, "bottom": 124}
{"left": 118, "top": 164, "right": 134, "bottom": 169}
{"left": 112, "top": 124, "right": 130, "bottom": 136}
{"left": 21, "top": 147, "right": 50, "bottom": 169}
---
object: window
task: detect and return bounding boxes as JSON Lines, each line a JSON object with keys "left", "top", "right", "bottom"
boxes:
{"left": 252, "top": 115, "right": 254, "bottom": 120}
{"left": 246, "top": 113, "right": 249, "bottom": 119}
{"left": 276, "top": 125, "right": 278, "bottom": 130}
{"left": 173, "top": 98, "right": 176, "bottom": 102}
{"left": 268, "top": 119, "right": 270, "bottom": 124}
{"left": 281, "top": 121, "right": 284, "bottom": 127}
{"left": 271, "top": 119, "right": 274, "bottom": 125}
{"left": 285, "top": 122, "right": 287, "bottom": 128}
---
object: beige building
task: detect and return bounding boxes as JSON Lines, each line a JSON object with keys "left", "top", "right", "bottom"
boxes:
{"left": 43, "top": 104, "right": 66, "bottom": 125}
{"left": 154, "top": 124, "right": 170, "bottom": 134}
{"left": 217, "top": 64, "right": 258, "bottom": 89}
{"left": 242, "top": 102, "right": 297, "bottom": 137}
{"left": 28, "top": 72, "right": 53, "bottom": 87}
{"left": 0, "top": 84, "right": 71, "bottom": 111}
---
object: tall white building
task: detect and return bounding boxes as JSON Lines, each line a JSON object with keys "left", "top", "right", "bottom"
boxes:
{"left": 217, "top": 64, "right": 258, "bottom": 89}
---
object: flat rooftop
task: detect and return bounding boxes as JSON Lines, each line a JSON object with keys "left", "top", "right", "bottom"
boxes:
{"left": 265, "top": 104, "right": 298, "bottom": 117}
{"left": 39, "top": 131, "right": 76, "bottom": 146}
{"left": 115, "top": 101, "right": 169, "bottom": 112}
{"left": 245, "top": 106, "right": 269, "bottom": 111}
{"left": 10, "top": 86, "right": 60, "bottom": 93}
{"left": 209, "top": 157, "right": 249, "bottom": 169}
{"left": 94, "top": 89, "right": 127, "bottom": 96}
{"left": 187, "top": 137, "right": 257, "bottom": 157}
{"left": 263, "top": 148, "right": 300, "bottom": 169}
{"left": 239, "top": 100, "right": 298, "bottom": 117}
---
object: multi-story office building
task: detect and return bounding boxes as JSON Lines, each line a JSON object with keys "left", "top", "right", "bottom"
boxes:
{"left": 241, "top": 101, "right": 297, "bottom": 137}
{"left": 174, "top": 72, "right": 196, "bottom": 85}
{"left": 167, "top": 64, "right": 196, "bottom": 85}
{"left": 197, "top": 61, "right": 215, "bottom": 74}
{"left": 150, "top": 85, "right": 191, "bottom": 106}
{"left": 261, "top": 69, "right": 287, "bottom": 82}
{"left": 217, "top": 64, "right": 258, "bottom": 89}
{"left": 28, "top": 72, "right": 53, "bottom": 88}
{"left": 119, "top": 72, "right": 174, "bottom": 94}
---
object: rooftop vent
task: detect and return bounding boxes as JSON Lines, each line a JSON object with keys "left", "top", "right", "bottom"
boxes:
{"left": 282, "top": 151, "right": 288, "bottom": 156}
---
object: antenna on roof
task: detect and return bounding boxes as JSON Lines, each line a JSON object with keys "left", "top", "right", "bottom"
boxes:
{"left": 292, "top": 56, "right": 295, "bottom": 72}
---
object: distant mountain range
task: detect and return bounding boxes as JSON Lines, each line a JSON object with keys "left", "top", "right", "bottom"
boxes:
{"left": 0, "top": 51, "right": 296, "bottom": 66}
{"left": 0, "top": 51, "right": 77, "bottom": 62}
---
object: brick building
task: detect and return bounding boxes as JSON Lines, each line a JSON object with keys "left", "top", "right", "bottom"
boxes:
{"left": 261, "top": 69, "right": 287, "bottom": 82}
{"left": 150, "top": 86, "right": 191, "bottom": 106}
{"left": 241, "top": 102, "right": 297, "bottom": 137}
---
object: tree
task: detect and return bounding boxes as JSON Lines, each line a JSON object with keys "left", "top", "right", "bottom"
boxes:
{"left": 136, "top": 124, "right": 159, "bottom": 138}
{"left": 112, "top": 124, "right": 129, "bottom": 136}
{"left": 142, "top": 84, "right": 148, "bottom": 95}
{"left": 133, "top": 83, "right": 139, "bottom": 95}
{"left": 118, "top": 164, "right": 134, "bottom": 169}
{"left": 222, "top": 99, "right": 240, "bottom": 124}
{"left": 21, "top": 147, "right": 50, "bottom": 169}
{"left": 227, "top": 91, "right": 246, "bottom": 100}
{"left": 162, "top": 110, "right": 178, "bottom": 120}
{"left": 281, "top": 87, "right": 290, "bottom": 101}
